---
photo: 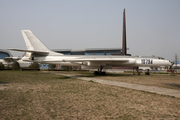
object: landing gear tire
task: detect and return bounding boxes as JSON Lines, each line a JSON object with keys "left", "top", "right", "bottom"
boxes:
{"left": 94, "top": 71, "right": 106, "bottom": 75}
{"left": 94, "top": 71, "right": 99, "bottom": 75}
{"left": 145, "top": 69, "right": 150, "bottom": 75}
{"left": 94, "top": 66, "right": 106, "bottom": 75}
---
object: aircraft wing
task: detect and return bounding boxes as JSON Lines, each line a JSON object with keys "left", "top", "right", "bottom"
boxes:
{"left": 8, "top": 48, "right": 49, "bottom": 55}
{"left": 43, "top": 58, "right": 129, "bottom": 62}
{"left": 63, "top": 59, "right": 129, "bottom": 62}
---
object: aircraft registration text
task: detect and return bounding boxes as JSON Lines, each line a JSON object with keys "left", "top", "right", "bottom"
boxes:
{"left": 141, "top": 59, "right": 153, "bottom": 64}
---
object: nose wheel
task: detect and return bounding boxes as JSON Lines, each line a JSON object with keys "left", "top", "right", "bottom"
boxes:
{"left": 145, "top": 69, "right": 150, "bottom": 75}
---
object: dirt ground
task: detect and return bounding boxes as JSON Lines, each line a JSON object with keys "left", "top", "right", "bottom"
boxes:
{"left": 0, "top": 71, "right": 180, "bottom": 119}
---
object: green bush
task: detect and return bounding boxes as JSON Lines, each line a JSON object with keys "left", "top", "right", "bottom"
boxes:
{"left": 48, "top": 64, "right": 56, "bottom": 69}
{"left": 61, "top": 66, "right": 72, "bottom": 71}
{"left": 29, "top": 62, "right": 40, "bottom": 69}
{"left": 0, "top": 62, "right": 4, "bottom": 69}
{"left": 12, "top": 61, "right": 20, "bottom": 70}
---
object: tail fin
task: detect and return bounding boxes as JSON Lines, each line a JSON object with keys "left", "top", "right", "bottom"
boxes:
{"left": 21, "top": 30, "right": 63, "bottom": 56}
{"left": 22, "top": 30, "right": 50, "bottom": 51}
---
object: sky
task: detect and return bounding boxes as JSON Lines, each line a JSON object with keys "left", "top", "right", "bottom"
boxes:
{"left": 0, "top": 0, "right": 180, "bottom": 60}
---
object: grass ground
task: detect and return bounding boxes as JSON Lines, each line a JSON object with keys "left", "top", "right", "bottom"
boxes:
{"left": 0, "top": 71, "right": 180, "bottom": 119}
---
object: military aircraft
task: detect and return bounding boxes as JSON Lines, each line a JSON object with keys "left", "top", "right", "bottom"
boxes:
{"left": 0, "top": 56, "right": 33, "bottom": 69}
{"left": 172, "top": 64, "right": 180, "bottom": 69}
{"left": 8, "top": 30, "right": 173, "bottom": 75}
{"left": 8, "top": 9, "right": 173, "bottom": 74}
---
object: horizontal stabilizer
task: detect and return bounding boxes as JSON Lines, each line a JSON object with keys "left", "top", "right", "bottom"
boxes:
{"left": 8, "top": 48, "right": 49, "bottom": 55}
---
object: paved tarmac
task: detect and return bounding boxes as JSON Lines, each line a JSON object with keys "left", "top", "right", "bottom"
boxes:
{"left": 0, "top": 86, "right": 7, "bottom": 90}
{"left": 56, "top": 73, "right": 180, "bottom": 98}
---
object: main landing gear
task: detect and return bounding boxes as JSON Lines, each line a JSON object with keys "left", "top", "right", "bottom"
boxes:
{"left": 133, "top": 67, "right": 150, "bottom": 75}
{"left": 94, "top": 66, "right": 106, "bottom": 75}
{"left": 133, "top": 67, "right": 140, "bottom": 75}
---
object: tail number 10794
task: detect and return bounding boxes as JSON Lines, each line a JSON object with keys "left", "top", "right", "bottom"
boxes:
{"left": 141, "top": 59, "right": 153, "bottom": 64}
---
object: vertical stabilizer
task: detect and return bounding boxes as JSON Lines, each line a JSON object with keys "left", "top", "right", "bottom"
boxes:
{"left": 21, "top": 30, "right": 63, "bottom": 56}
{"left": 122, "top": 9, "right": 127, "bottom": 55}
{"left": 21, "top": 30, "right": 50, "bottom": 51}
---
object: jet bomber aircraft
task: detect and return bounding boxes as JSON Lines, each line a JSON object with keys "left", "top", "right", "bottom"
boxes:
{"left": 8, "top": 9, "right": 173, "bottom": 75}
{"left": 9, "top": 30, "right": 173, "bottom": 75}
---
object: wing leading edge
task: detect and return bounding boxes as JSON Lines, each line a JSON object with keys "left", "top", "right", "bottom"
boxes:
{"left": 8, "top": 48, "right": 49, "bottom": 55}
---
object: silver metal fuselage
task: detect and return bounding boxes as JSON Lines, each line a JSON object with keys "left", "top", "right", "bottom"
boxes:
{"left": 9, "top": 30, "right": 173, "bottom": 70}
{"left": 22, "top": 54, "right": 172, "bottom": 68}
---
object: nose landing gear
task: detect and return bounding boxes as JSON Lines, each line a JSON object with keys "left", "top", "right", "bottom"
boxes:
{"left": 145, "top": 69, "right": 150, "bottom": 75}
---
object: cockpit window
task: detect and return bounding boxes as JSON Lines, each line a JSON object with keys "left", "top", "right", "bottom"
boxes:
{"left": 158, "top": 57, "right": 165, "bottom": 60}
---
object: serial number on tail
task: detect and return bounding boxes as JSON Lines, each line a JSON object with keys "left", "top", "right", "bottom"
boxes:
{"left": 141, "top": 59, "right": 153, "bottom": 64}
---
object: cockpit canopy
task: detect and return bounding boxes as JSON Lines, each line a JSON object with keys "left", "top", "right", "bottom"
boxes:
{"left": 157, "top": 57, "right": 165, "bottom": 60}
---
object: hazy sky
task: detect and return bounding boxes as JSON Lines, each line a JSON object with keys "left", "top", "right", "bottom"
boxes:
{"left": 1, "top": 0, "right": 180, "bottom": 60}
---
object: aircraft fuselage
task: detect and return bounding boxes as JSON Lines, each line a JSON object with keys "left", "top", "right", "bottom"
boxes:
{"left": 22, "top": 55, "right": 172, "bottom": 68}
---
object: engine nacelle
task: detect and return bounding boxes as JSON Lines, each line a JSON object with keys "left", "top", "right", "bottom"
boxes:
{"left": 57, "top": 62, "right": 81, "bottom": 66}
{"left": 22, "top": 56, "right": 32, "bottom": 62}
{"left": 81, "top": 65, "right": 112, "bottom": 70}
{"left": 87, "top": 62, "right": 106, "bottom": 66}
